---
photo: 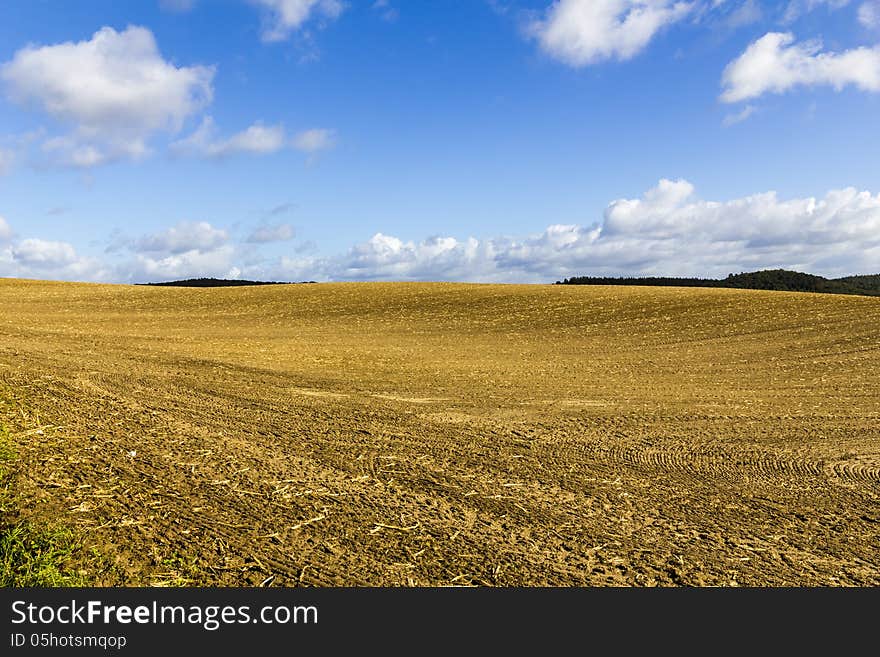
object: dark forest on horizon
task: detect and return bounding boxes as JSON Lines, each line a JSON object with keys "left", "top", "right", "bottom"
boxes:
{"left": 556, "top": 269, "right": 880, "bottom": 297}
{"left": 138, "top": 278, "right": 316, "bottom": 288}
{"left": 137, "top": 270, "right": 880, "bottom": 297}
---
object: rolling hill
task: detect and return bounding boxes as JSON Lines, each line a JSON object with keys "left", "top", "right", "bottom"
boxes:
{"left": 1, "top": 278, "right": 878, "bottom": 586}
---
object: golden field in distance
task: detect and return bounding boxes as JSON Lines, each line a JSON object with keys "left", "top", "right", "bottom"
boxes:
{"left": 1, "top": 278, "right": 878, "bottom": 586}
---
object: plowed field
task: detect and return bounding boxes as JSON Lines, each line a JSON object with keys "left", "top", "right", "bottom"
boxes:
{"left": 1, "top": 278, "right": 878, "bottom": 586}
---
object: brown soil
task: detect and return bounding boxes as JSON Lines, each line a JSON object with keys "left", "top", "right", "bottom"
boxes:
{"left": 1, "top": 278, "right": 878, "bottom": 586}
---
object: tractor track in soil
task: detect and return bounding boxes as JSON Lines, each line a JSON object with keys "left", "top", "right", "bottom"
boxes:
{"left": 1, "top": 279, "right": 878, "bottom": 586}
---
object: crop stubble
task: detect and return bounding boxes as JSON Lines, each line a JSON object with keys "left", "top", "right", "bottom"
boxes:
{"left": 0, "top": 279, "right": 878, "bottom": 586}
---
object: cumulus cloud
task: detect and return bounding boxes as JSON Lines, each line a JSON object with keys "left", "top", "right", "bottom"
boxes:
{"left": 528, "top": 0, "right": 695, "bottom": 67}
{"left": 12, "top": 238, "right": 77, "bottom": 267}
{"left": 721, "top": 32, "right": 880, "bottom": 102}
{"left": 132, "top": 221, "right": 228, "bottom": 254}
{"left": 335, "top": 234, "right": 488, "bottom": 281}
{"left": 282, "top": 180, "right": 880, "bottom": 282}
{"left": 599, "top": 179, "right": 880, "bottom": 253}
{"left": 125, "top": 245, "right": 239, "bottom": 282}
{"left": 103, "top": 220, "right": 238, "bottom": 282}
{"left": 7, "top": 182, "right": 880, "bottom": 284}
{"left": 247, "top": 223, "right": 296, "bottom": 243}
{"left": 292, "top": 128, "right": 335, "bottom": 153}
{"left": 0, "top": 230, "right": 109, "bottom": 282}
{"left": 173, "top": 118, "right": 333, "bottom": 158}
{"left": 0, "top": 217, "right": 231, "bottom": 283}
{"left": 0, "top": 26, "right": 214, "bottom": 168}
{"left": 253, "top": 0, "right": 345, "bottom": 43}
{"left": 172, "top": 117, "right": 287, "bottom": 158}
{"left": 860, "top": 1, "right": 880, "bottom": 27}
{"left": 218, "top": 123, "right": 286, "bottom": 155}
{"left": 39, "top": 134, "right": 147, "bottom": 168}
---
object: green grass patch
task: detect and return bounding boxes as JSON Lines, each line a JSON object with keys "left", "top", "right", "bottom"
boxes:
{"left": 0, "top": 522, "right": 87, "bottom": 587}
{"left": 0, "top": 424, "right": 88, "bottom": 587}
{"left": 0, "top": 424, "right": 18, "bottom": 514}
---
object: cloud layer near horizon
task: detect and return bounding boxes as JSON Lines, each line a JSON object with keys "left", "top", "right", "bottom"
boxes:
{"left": 2, "top": 180, "right": 878, "bottom": 284}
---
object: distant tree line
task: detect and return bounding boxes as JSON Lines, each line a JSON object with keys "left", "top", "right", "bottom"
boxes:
{"left": 137, "top": 278, "right": 316, "bottom": 287}
{"left": 556, "top": 269, "right": 880, "bottom": 297}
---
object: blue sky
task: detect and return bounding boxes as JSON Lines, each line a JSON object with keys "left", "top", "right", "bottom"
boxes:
{"left": 0, "top": 0, "right": 878, "bottom": 283}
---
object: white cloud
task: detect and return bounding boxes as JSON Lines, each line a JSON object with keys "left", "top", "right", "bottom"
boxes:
{"left": 132, "top": 221, "right": 229, "bottom": 254}
{"left": 0, "top": 26, "right": 214, "bottom": 168}
{"left": 108, "top": 220, "right": 237, "bottom": 282}
{"left": 40, "top": 134, "right": 148, "bottom": 168}
{"left": 597, "top": 179, "right": 880, "bottom": 250}
{"left": 721, "top": 32, "right": 880, "bottom": 102}
{"left": 336, "top": 233, "right": 489, "bottom": 281}
{"left": 859, "top": 1, "right": 880, "bottom": 27}
{"left": 528, "top": 0, "right": 695, "bottom": 67}
{"left": 0, "top": 217, "right": 232, "bottom": 283}
{"left": 8, "top": 182, "right": 880, "bottom": 284}
{"left": 0, "top": 216, "right": 12, "bottom": 242}
{"left": 291, "top": 128, "right": 335, "bottom": 153}
{"left": 782, "top": 0, "right": 850, "bottom": 23}
{"left": 284, "top": 180, "right": 880, "bottom": 282}
{"left": 0, "top": 233, "right": 108, "bottom": 282}
{"left": 173, "top": 118, "right": 333, "bottom": 159}
{"left": 247, "top": 223, "right": 296, "bottom": 243}
{"left": 252, "top": 0, "right": 345, "bottom": 43}
{"left": 722, "top": 103, "right": 756, "bottom": 125}
{"left": 172, "top": 117, "right": 287, "bottom": 158}
{"left": 221, "top": 123, "right": 286, "bottom": 154}
{"left": 125, "top": 245, "right": 238, "bottom": 282}
{"left": 602, "top": 178, "right": 698, "bottom": 237}
{"left": 12, "top": 238, "right": 77, "bottom": 267}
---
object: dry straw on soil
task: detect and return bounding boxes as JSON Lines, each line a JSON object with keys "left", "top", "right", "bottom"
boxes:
{"left": 0, "top": 278, "right": 878, "bottom": 586}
